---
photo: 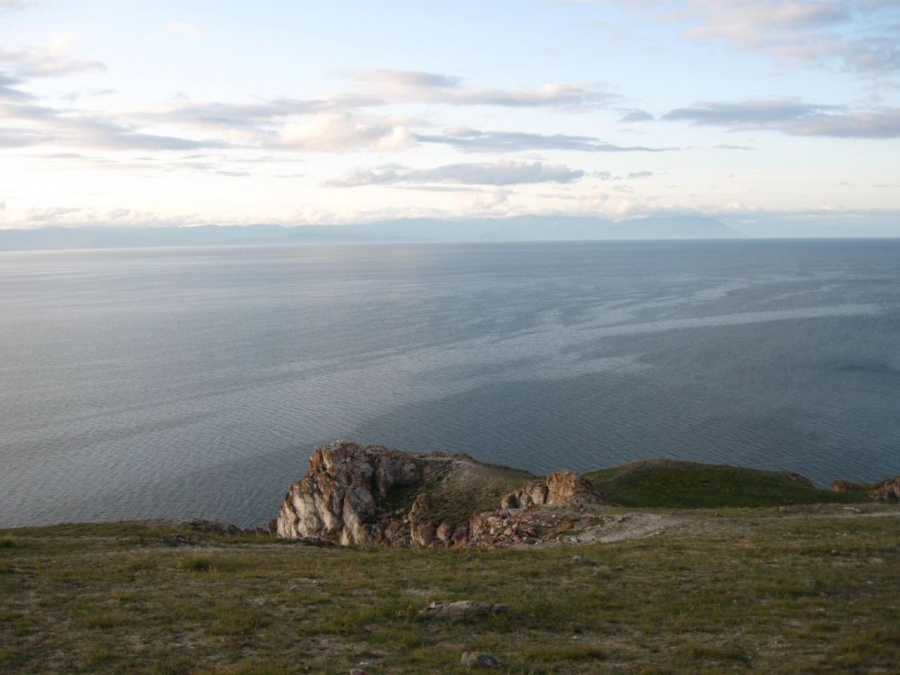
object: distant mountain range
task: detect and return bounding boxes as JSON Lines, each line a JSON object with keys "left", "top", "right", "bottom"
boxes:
{"left": 0, "top": 215, "right": 742, "bottom": 251}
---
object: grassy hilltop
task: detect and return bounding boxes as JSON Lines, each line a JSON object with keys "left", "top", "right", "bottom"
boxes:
{"left": 1, "top": 460, "right": 898, "bottom": 674}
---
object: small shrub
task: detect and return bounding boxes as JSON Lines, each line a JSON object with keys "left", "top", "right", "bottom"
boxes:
{"left": 176, "top": 555, "right": 213, "bottom": 572}
{"left": 85, "top": 612, "right": 125, "bottom": 630}
{"left": 88, "top": 647, "right": 114, "bottom": 664}
{"left": 0, "top": 536, "right": 16, "bottom": 548}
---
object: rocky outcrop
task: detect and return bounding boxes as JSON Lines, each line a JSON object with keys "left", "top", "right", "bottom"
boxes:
{"left": 830, "top": 479, "right": 867, "bottom": 493}
{"left": 276, "top": 441, "right": 607, "bottom": 549}
{"left": 831, "top": 475, "right": 900, "bottom": 502}
{"left": 460, "top": 652, "right": 501, "bottom": 668}
{"left": 425, "top": 600, "right": 507, "bottom": 616}
{"left": 869, "top": 475, "right": 900, "bottom": 502}
{"left": 499, "top": 470, "right": 606, "bottom": 510}
{"left": 468, "top": 470, "right": 609, "bottom": 547}
{"left": 277, "top": 441, "right": 438, "bottom": 545}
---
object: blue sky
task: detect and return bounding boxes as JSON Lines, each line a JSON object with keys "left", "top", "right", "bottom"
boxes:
{"left": 1, "top": 0, "right": 899, "bottom": 236}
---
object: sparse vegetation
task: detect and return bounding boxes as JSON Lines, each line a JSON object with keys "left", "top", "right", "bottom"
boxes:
{"left": 412, "top": 460, "right": 536, "bottom": 527}
{"left": 1, "top": 463, "right": 898, "bottom": 673}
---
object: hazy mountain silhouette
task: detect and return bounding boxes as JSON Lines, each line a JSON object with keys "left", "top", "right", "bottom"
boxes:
{"left": 0, "top": 216, "right": 742, "bottom": 251}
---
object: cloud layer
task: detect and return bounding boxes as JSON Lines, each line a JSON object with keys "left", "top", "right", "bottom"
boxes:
{"left": 1, "top": 2, "right": 898, "bottom": 232}
{"left": 664, "top": 0, "right": 900, "bottom": 73}
{"left": 327, "top": 161, "right": 585, "bottom": 187}
{"left": 352, "top": 69, "right": 615, "bottom": 108}
{"left": 417, "top": 127, "right": 667, "bottom": 153}
{"left": 664, "top": 99, "right": 900, "bottom": 137}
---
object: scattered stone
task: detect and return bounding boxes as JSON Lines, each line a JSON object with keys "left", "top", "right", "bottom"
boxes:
{"left": 460, "top": 652, "right": 500, "bottom": 668}
{"left": 425, "top": 600, "right": 507, "bottom": 616}
{"left": 163, "top": 534, "right": 194, "bottom": 546}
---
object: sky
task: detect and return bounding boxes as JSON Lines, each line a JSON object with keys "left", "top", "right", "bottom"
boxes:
{"left": 1, "top": 0, "right": 899, "bottom": 237}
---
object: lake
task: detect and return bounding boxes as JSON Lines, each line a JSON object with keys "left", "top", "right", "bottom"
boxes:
{"left": 1, "top": 239, "right": 898, "bottom": 528}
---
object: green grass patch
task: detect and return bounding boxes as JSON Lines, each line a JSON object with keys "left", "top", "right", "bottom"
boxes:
{"left": 586, "top": 459, "right": 869, "bottom": 508}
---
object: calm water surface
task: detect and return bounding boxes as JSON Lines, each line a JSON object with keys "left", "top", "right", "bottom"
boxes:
{"left": 1, "top": 240, "right": 898, "bottom": 527}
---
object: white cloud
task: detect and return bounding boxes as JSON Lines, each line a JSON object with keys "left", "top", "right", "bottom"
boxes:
{"left": 618, "top": 109, "right": 654, "bottom": 123}
{"left": 593, "top": 170, "right": 655, "bottom": 181}
{"left": 787, "top": 108, "right": 900, "bottom": 138}
{"left": 359, "top": 69, "right": 460, "bottom": 90}
{"left": 578, "top": 0, "right": 900, "bottom": 73}
{"left": 0, "top": 73, "right": 32, "bottom": 100}
{"left": 416, "top": 127, "right": 668, "bottom": 153}
{"left": 351, "top": 69, "right": 615, "bottom": 108}
{"left": 160, "top": 96, "right": 383, "bottom": 129}
{"left": 663, "top": 98, "right": 836, "bottom": 125}
{"left": 0, "top": 35, "right": 106, "bottom": 77}
{"left": 682, "top": 0, "right": 850, "bottom": 45}
{"left": 0, "top": 96, "right": 233, "bottom": 150}
{"left": 450, "top": 188, "right": 512, "bottom": 217}
{"left": 327, "top": 160, "right": 584, "bottom": 187}
{"left": 0, "top": 204, "right": 211, "bottom": 228}
{"left": 675, "top": 0, "right": 900, "bottom": 73}
{"left": 277, "top": 113, "right": 415, "bottom": 152}
{"left": 663, "top": 98, "right": 900, "bottom": 137}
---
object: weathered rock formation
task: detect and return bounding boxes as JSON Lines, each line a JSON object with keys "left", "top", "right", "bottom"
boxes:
{"left": 277, "top": 441, "right": 441, "bottom": 545}
{"left": 831, "top": 475, "right": 900, "bottom": 502}
{"left": 869, "top": 475, "right": 900, "bottom": 502}
{"left": 276, "top": 440, "right": 608, "bottom": 548}
{"left": 468, "top": 470, "right": 609, "bottom": 546}
{"left": 830, "top": 479, "right": 867, "bottom": 493}
{"left": 499, "top": 470, "right": 606, "bottom": 510}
